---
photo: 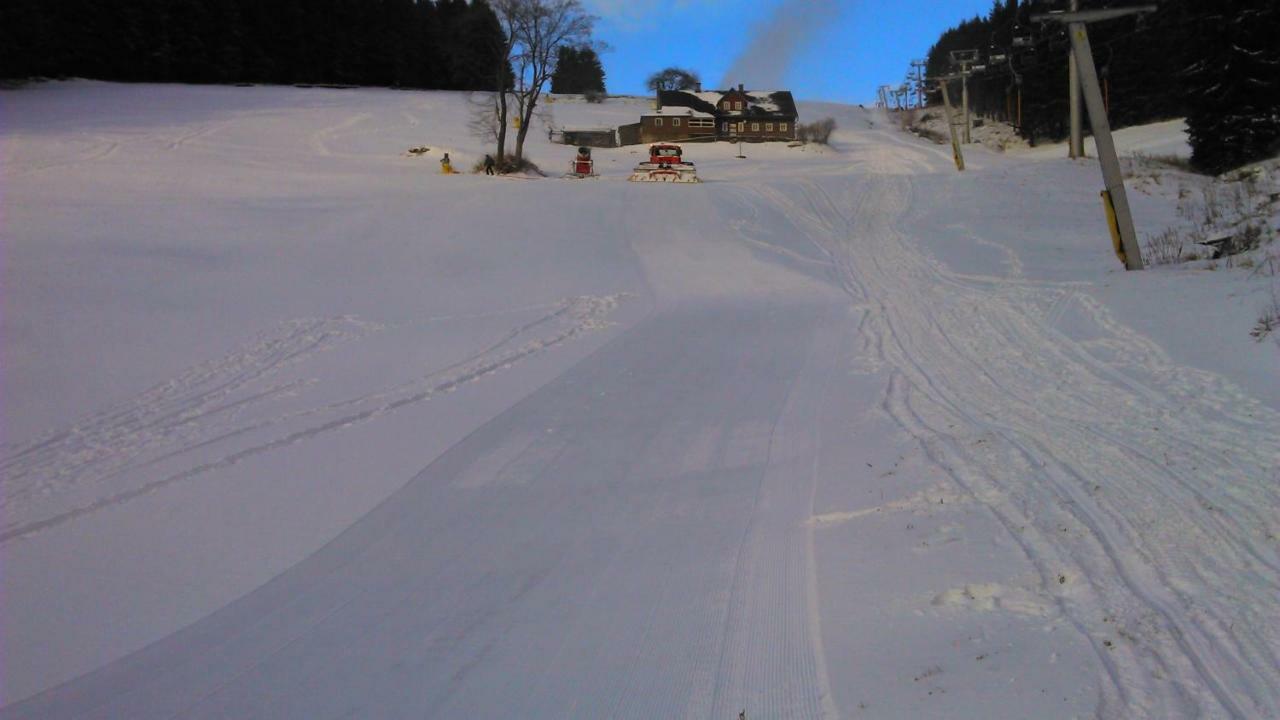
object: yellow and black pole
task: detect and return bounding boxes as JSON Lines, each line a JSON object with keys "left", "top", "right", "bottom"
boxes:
{"left": 936, "top": 76, "right": 966, "bottom": 172}
{"left": 1033, "top": 6, "right": 1155, "bottom": 270}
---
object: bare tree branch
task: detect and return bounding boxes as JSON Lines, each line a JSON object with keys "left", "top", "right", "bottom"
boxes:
{"left": 466, "top": 91, "right": 504, "bottom": 146}
{"left": 493, "top": 0, "right": 595, "bottom": 161}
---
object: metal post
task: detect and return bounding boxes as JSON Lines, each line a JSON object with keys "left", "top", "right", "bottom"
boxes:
{"left": 948, "top": 49, "right": 979, "bottom": 144}
{"left": 1069, "top": 0, "right": 1084, "bottom": 158}
{"left": 1032, "top": 5, "right": 1156, "bottom": 269}
{"left": 938, "top": 80, "right": 965, "bottom": 172}
{"left": 919, "top": 62, "right": 927, "bottom": 109}
{"left": 911, "top": 60, "right": 927, "bottom": 109}
{"left": 1008, "top": 52, "right": 1023, "bottom": 130}
{"left": 1067, "top": 23, "right": 1143, "bottom": 269}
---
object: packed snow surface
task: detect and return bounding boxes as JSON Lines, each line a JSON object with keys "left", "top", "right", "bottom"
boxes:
{"left": 2, "top": 82, "right": 1278, "bottom": 719}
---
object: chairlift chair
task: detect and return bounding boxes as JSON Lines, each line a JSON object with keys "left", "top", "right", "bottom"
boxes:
{"left": 1011, "top": 23, "right": 1033, "bottom": 48}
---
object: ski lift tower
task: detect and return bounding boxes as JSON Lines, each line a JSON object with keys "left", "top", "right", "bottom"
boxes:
{"left": 948, "top": 49, "right": 980, "bottom": 143}
{"left": 986, "top": 45, "right": 1013, "bottom": 123}
{"left": 929, "top": 74, "right": 968, "bottom": 172}
{"left": 1008, "top": 23, "right": 1034, "bottom": 129}
{"left": 1031, "top": 5, "right": 1156, "bottom": 271}
{"left": 910, "top": 59, "right": 927, "bottom": 108}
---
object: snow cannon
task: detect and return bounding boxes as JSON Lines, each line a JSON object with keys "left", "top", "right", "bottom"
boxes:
{"left": 565, "top": 147, "right": 597, "bottom": 178}
{"left": 628, "top": 143, "right": 699, "bottom": 183}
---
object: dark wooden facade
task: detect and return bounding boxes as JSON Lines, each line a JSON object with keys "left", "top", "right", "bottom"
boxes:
{"left": 638, "top": 114, "right": 718, "bottom": 143}
{"left": 618, "top": 122, "right": 642, "bottom": 147}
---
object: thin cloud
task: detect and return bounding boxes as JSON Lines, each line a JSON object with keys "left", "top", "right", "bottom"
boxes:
{"left": 584, "top": 0, "right": 722, "bottom": 30}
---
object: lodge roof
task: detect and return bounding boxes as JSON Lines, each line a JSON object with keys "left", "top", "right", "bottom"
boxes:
{"left": 656, "top": 89, "right": 798, "bottom": 118}
{"left": 643, "top": 106, "right": 716, "bottom": 119}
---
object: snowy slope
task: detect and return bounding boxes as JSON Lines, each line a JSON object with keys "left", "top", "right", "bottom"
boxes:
{"left": 2, "top": 81, "right": 1277, "bottom": 719}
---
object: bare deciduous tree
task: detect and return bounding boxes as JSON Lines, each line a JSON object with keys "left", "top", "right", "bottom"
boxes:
{"left": 467, "top": 91, "right": 503, "bottom": 147}
{"left": 488, "top": 0, "right": 521, "bottom": 162}
{"left": 492, "top": 0, "right": 595, "bottom": 163}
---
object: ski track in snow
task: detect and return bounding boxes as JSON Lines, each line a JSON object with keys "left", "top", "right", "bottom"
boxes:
{"left": 0, "top": 296, "right": 623, "bottom": 544}
{"left": 5, "top": 86, "right": 1278, "bottom": 718}
{"left": 4, "top": 134, "right": 121, "bottom": 178}
{"left": 309, "top": 112, "right": 374, "bottom": 158}
{"left": 1, "top": 301, "right": 846, "bottom": 720}
{"left": 745, "top": 131, "right": 1280, "bottom": 718}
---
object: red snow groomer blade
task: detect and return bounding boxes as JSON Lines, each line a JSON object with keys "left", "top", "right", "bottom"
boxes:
{"left": 628, "top": 143, "right": 700, "bottom": 183}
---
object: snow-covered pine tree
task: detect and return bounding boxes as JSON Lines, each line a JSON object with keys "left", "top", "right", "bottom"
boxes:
{"left": 1185, "top": 0, "right": 1280, "bottom": 174}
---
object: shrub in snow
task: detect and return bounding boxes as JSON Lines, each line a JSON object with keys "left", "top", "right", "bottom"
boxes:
{"left": 1224, "top": 223, "right": 1267, "bottom": 257}
{"left": 798, "top": 117, "right": 837, "bottom": 145}
{"left": 474, "top": 154, "right": 542, "bottom": 175}
{"left": 1252, "top": 291, "right": 1280, "bottom": 342}
{"left": 1154, "top": 164, "right": 1278, "bottom": 265}
{"left": 1143, "top": 228, "right": 1185, "bottom": 266}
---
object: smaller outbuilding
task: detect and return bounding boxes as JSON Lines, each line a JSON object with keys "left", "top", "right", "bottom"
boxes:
{"left": 553, "top": 128, "right": 618, "bottom": 148}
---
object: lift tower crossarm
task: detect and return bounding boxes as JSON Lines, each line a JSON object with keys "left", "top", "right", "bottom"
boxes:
{"left": 1030, "top": 6, "right": 1158, "bottom": 24}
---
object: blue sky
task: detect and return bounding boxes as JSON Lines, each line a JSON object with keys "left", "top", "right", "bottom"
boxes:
{"left": 584, "top": 0, "right": 996, "bottom": 104}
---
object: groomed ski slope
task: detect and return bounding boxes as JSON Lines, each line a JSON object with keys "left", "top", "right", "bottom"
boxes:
{"left": 2, "top": 82, "right": 1277, "bottom": 719}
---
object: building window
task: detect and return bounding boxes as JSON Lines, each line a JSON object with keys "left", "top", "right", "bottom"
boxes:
{"left": 690, "top": 118, "right": 713, "bottom": 128}
{"left": 723, "top": 122, "right": 730, "bottom": 132}
{"left": 766, "top": 123, "right": 774, "bottom": 131}
{"left": 781, "top": 122, "right": 789, "bottom": 132}
{"left": 673, "top": 118, "right": 681, "bottom": 127}
{"left": 751, "top": 122, "right": 759, "bottom": 131}
{"left": 655, "top": 118, "right": 663, "bottom": 127}
{"left": 734, "top": 101, "right": 743, "bottom": 110}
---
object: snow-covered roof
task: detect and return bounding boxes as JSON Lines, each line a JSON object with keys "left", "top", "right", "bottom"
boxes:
{"left": 642, "top": 107, "right": 716, "bottom": 119}
{"left": 690, "top": 91, "right": 726, "bottom": 106}
{"left": 656, "top": 89, "right": 798, "bottom": 118}
{"left": 744, "top": 92, "right": 780, "bottom": 113}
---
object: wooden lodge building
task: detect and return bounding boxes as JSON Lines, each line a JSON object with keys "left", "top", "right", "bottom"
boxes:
{"left": 629, "top": 85, "right": 799, "bottom": 144}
